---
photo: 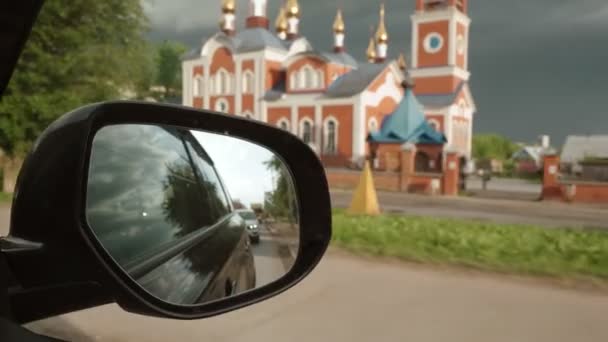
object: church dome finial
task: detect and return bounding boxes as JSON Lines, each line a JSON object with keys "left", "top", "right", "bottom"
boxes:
{"left": 366, "top": 37, "right": 377, "bottom": 62}
{"left": 275, "top": 6, "right": 288, "bottom": 33}
{"left": 219, "top": 0, "right": 236, "bottom": 35}
{"left": 375, "top": 3, "right": 388, "bottom": 44}
{"left": 221, "top": 0, "right": 235, "bottom": 13}
{"left": 286, "top": 0, "right": 300, "bottom": 18}
{"left": 333, "top": 9, "right": 345, "bottom": 33}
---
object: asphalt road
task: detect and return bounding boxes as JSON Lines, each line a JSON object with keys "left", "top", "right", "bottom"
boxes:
{"left": 25, "top": 250, "right": 608, "bottom": 342}
{"left": 466, "top": 176, "right": 541, "bottom": 194}
{"left": 331, "top": 189, "right": 608, "bottom": 229}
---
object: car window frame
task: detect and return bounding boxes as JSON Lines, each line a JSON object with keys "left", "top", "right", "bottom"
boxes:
{"left": 181, "top": 131, "right": 234, "bottom": 214}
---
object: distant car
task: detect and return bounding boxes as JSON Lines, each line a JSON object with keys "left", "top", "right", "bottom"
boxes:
{"left": 236, "top": 209, "right": 261, "bottom": 244}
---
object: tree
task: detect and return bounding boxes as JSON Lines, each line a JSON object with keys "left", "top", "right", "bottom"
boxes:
{"left": 155, "top": 41, "right": 186, "bottom": 99}
{"left": 0, "top": 0, "right": 151, "bottom": 192}
{"left": 232, "top": 200, "right": 246, "bottom": 209}
{"left": 0, "top": 0, "right": 150, "bottom": 158}
{"left": 264, "top": 156, "right": 297, "bottom": 223}
{"left": 472, "top": 134, "right": 518, "bottom": 161}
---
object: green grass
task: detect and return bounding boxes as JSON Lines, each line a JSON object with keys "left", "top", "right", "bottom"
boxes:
{"left": 332, "top": 210, "right": 608, "bottom": 280}
{"left": 0, "top": 192, "right": 12, "bottom": 203}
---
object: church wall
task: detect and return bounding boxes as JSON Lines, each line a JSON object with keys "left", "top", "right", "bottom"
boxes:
{"left": 426, "top": 114, "right": 445, "bottom": 133}
{"left": 325, "top": 63, "right": 353, "bottom": 86}
{"left": 242, "top": 94, "right": 255, "bottom": 113}
{"left": 267, "top": 107, "right": 291, "bottom": 127}
{"left": 413, "top": 75, "right": 462, "bottom": 94}
{"left": 210, "top": 47, "right": 235, "bottom": 73}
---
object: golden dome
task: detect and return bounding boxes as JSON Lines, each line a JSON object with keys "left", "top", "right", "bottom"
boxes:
{"left": 366, "top": 37, "right": 377, "bottom": 62}
{"left": 398, "top": 53, "right": 407, "bottom": 70}
{"left": 221, "top": 0, "right": 235, "bottom": 13}
{"left": 275, "top": 7, "right": 288, "bottom": 32}
{"left": 375, "top": 4, "right": 389, "bottom": 44}
{"left": 333, "top": 9, "right": 345, "bottom": 33}
{"left": 286, "top": 0, "right": 300, "bottom": 18}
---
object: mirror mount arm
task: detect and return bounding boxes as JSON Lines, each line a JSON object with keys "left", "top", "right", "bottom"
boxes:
{"left": 0, "top": 237, "right": 43, "bottom": 254}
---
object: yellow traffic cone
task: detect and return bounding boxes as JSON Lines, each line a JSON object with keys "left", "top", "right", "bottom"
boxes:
{"left": 348, "top": 160, "right": 381, "bottom": 215}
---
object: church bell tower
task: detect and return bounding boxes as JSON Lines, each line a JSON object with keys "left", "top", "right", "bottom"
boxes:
{"left": 410, "top": 0, "right": 470, "bottom": 95}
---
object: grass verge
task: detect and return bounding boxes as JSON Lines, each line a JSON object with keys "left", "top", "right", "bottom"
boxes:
{"left": 0, "top": 192, "right": 12, "bottom": 203}
{"left": 332, "top": 210, "right": 608, "bottom": 280}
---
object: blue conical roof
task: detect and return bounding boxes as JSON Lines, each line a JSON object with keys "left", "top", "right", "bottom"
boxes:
{"left": 369, "top": 89, "right": 446, "bottom": 144}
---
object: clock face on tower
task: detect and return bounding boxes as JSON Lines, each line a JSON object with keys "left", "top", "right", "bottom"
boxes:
{"left": 423, "top": 32, "right": 444, "bottom": 54}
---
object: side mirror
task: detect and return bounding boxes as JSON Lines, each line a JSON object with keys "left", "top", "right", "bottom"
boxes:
{"left": 0, "top": 102, "right": 331, "bottom": 322}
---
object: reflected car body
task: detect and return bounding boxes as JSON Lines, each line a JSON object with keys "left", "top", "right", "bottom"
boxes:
{"left": 236, "top": 209, "right": 261, "bottom": 244}
{"left": 86, "top": 125, "right": 256, "bottom": 305}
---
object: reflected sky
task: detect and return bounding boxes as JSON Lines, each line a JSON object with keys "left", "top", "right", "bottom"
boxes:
{"left": 193, "top": 131, "right": 277, "bottom": 208}
{"left": 87, "top": 124, "right": 192, "bottom": 265}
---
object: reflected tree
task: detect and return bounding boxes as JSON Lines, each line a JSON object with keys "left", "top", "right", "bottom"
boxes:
{"left": 264, "top": 156, "right": 298, "bottom": 224}
{"left": 232, "top": 200, "right": 246, "bottom": 210}
{"left": 161, "top": 160, "right": 227, "bottom": 238}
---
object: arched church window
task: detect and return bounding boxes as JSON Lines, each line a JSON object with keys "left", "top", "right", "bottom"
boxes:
{"left": 278, "top": 119, "right": 290, "bottom": 131}
{"left": 316, "top": 70, "right": 324, "bottom": 88}
{"left": 193, "top": 76, "right": 201, "bottom": 96}
{"left": 290, "top": 72, "right": 298, "bottom": 91}
{"left": 307, "top": 68, "right": 318, "bottom": 89}
{"left": 216, "top": 69, "right": 231, "bottom": 95}
{"left": 209, "top": 77, "right": 215, "bottom": 96}
{"left": 242, "top": 71, "right": 254, "bottom": 94}
{"left": 324, "top": 119, "right": 338, "bottom": 155}
{"left": 215, "top": 73, "right": 222, "bottom": 95}
{"left": 428, "top": 119, "right": 440, "bottom": 132}
{"left": 301, "top": 120, "right": 313, "bottom": 144}
{"left": 298, "top": 68, "right": 307, "bottom": 89}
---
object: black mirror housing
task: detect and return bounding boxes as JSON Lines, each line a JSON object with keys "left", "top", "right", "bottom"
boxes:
{"left": 0, "top": 101, "right": 331, "bottom": 323}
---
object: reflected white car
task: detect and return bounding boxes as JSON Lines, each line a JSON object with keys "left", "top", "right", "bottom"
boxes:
{"left": 236, "top": 209, "right": 261, "bottom": 244}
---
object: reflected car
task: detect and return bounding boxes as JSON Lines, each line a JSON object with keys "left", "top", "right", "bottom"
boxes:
{"left": 86, "top": 125, "right": 256, "bottom": 305}
{"left": 236, "top": 209, "right": 261, "bottom": 244}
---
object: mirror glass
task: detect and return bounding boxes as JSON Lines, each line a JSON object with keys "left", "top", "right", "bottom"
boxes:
{"left": 85, "top": 124, "right": 300, "bottom": 306}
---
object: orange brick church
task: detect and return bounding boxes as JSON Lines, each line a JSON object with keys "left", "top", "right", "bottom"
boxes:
{"left": 182, "top": 0, "right": 476, "bottom": 174}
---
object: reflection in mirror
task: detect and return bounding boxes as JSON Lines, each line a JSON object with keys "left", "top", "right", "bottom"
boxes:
{"left": 86, "top": 124, "right": 299, "bottom": 306}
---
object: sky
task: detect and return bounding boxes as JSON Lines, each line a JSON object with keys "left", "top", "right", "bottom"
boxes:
{"left": 193, "top": 130, "right": 277, "bottom": 207}
{"left": 143, "top": 0, "right": 608, "bottom": 146}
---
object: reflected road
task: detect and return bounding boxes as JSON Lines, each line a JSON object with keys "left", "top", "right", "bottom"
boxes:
{"left": 251, "top": 226, "right": 292, "bottom": 288}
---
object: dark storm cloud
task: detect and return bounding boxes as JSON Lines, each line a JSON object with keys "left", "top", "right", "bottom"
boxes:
{"left": 144, "top": 0, "right": 608, "bottom": 146}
